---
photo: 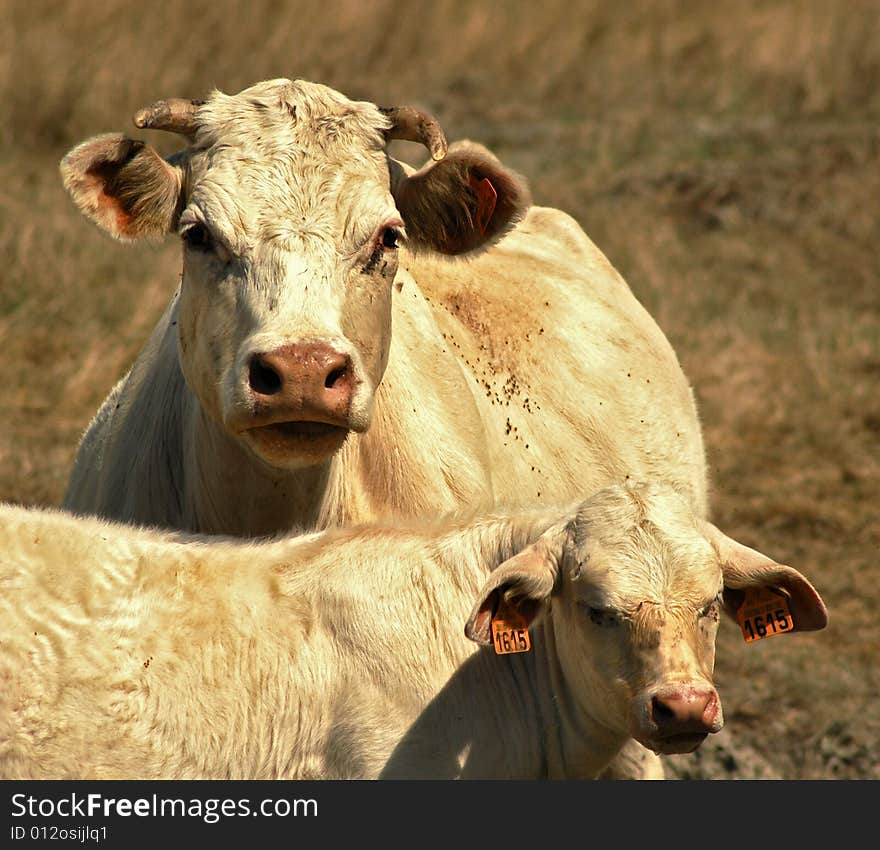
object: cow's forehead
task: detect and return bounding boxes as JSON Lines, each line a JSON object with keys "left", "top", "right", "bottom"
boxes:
{"left": 184, "top": 79, "right": 395, "bottom": 244}
{"left": 194, "top": 78, "right": 390, "bottom": 160}
{"left": 573, "top": 483, "right": 722, "bottom": 610}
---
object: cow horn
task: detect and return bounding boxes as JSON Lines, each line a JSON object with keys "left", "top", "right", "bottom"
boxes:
{"left": 380, "top": 106, "right": 448, "bottom": 161}
{"left": 133, "top": 98, "right": 204, "bottom": 136}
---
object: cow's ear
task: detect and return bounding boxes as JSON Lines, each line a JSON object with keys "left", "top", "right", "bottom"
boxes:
{"left": 465, "top": 536, "right": 559, "bottom": 646}
{"left": 60, "top": 133, "right": 185, "bottom": 241}
{"left": 392, "top": 140, "right": 531, "bottom": 257}
{"left": 705, "top": 523, "right": 829, "bottom": 632}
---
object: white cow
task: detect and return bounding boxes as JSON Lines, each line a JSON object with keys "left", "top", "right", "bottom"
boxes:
{"left": 59, "top": 78, "right": 708, "bottom": 778}
{"left": 60, "top": 78, "right": 705, "bottom": 535}
{"left": 0, "top": 481, "right": 828, "bottom": 780}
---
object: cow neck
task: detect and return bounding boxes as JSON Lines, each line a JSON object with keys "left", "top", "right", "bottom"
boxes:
{"left": 374, "top": 513, "right": 551, "bottom": 779}
{"left": 424, "top": 511, "right": 583, "bottom": 779}
{"left": 435, "top": 647, "right": 547, "bottom": 779}
{"left": 315, "top": 275, "right": 497, "bottom": 530}
{"left": 467, "top": 514, "right": 628, "bottom": 778}
{"left": 446, "top": 620, "right": 623, "bottom": 779}
{"left": 187, "top": 405, "right": 333, "bottom": 538}
{"left": 381, "top": 649, "right": 564, "bottom": 779}
{"left": 534, "top": 616, "right": 631, "bottom": 778}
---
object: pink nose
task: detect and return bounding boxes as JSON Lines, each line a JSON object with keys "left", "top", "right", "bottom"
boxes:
{"left": 649, "top": 686, "right": 721, "bottom": 738}
{"left": 248, "top": 343, "right": 353, "bottom": 425}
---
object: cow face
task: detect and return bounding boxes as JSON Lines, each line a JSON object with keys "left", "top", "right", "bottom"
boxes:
{"left": 173, "top": 83, "right": 402, "bottom": 470}
{"left": 60, "top": 79, "right": 530, "bottom": 471}
{"left": 465, "top": 482, "right": 828, "bottom": 758}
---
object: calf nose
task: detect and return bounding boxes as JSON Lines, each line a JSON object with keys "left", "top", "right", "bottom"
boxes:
{"left": 248, "top": 343, "right": 353, "bottom": 423}
{"left": 650, "top": 686, "right": 721, "bottom": 737}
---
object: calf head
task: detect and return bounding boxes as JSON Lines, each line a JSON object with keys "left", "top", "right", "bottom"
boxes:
{"left": 60, "top": 79, "right": 530, "bottom": 470}
{"left": 465, "top": 482, "right": 828, "bottom": 757}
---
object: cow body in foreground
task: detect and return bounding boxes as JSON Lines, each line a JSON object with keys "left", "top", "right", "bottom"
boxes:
{"left": 0, "top": 482, "right": 827, "bottom": 780}
{"left": 59, "top": 79, "right": 707, "bottom": 778}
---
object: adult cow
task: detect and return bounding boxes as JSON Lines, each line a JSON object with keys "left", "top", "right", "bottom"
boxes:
{"left": 0, "top": 481, "right": 829, "bottom": 780}
{"left": 60, "top": 78, "right": 707, "bottom": 778}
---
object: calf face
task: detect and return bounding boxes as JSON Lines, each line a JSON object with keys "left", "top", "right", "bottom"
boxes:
{"left": 60, "top": 79, "right": 530, "bottom": 471}
{"left": 465, "top": 482, "right": 828, "bottom": 757}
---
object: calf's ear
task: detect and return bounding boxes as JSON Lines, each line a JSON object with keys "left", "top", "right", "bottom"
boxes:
{"left": 465, "top": 536, "right": 559, "bottom": 646}
{"left": 60, "top": 134, "right": 185, "bottom": 241}
{"left": 391, "top": 140, "right": 531, "bottom": 257}
{"left": 705, "top": 523, "right": 829, "bottom": 632}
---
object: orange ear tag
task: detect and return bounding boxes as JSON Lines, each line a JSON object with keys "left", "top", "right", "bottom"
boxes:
{"left": 490, "top": 600, "right": 531, "bottom": 655}
{"left": 737, "top": 587, "right": 794, "bottom": 643}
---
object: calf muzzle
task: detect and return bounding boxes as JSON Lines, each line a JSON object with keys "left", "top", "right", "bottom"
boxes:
{"left": 640, "top": 685, "right": 723, "bottom": 755}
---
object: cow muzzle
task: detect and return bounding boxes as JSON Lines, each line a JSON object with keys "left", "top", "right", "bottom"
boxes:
{"left": 635, "top": 684, "right": 724, "bottom": 755}
{"left": 237, "top": 342, "right": 358, "bottom": 464}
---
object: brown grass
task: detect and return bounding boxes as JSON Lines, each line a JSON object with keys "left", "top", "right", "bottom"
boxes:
{"left": 2, "top": 0, "right": 878, "bottom": 778}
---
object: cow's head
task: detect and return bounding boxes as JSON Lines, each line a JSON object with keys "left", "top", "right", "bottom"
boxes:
{"left": 60, "top": 79, "right": 530, "bottom": 470}
{"left": 465, "top": 482, "right": 828, "bottom": 757}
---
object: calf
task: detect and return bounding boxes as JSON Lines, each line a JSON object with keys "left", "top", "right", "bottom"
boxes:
{"left": 0, "top": 481, "right": 827, "bottom": 780}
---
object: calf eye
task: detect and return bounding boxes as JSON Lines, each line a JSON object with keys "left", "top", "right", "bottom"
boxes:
{"left": 381, "top": 226, "right": 400, "bottom": 249}
{"left": 182, "top": 223, "right": 212, "bottom": 252}
{"left": 585, "top": 606, "right": 618, "bottom": 627}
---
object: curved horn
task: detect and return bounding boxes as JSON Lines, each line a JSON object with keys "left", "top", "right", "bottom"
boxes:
{"left": 380, "top": 106, "right": 448, "bottom": 161}
{"left": 133, "top": 98, "right": 204, "bottom": 136}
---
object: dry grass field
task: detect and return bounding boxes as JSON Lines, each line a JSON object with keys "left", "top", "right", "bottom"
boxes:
{"left": 2, "top": 0, "right": 877, "bottom": 779}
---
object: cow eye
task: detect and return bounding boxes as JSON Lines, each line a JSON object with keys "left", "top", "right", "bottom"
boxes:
{"left": 699, "top": 600, "right": 720, "bottom": 621}
{"left": 182, "top": 223, "right": 212, "bottom": 252}
{"left": 381, "top": 226, "right": 400, "bottom": 249}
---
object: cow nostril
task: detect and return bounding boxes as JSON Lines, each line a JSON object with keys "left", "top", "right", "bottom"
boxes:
{"left": 652, "top": 696, "right": 676, "bottom": 724}
{"left": 325, "top": 366, "right": 348, "bottom": 389}
{"left": 249, "top": 356, "right": 282, "bottom": 395}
